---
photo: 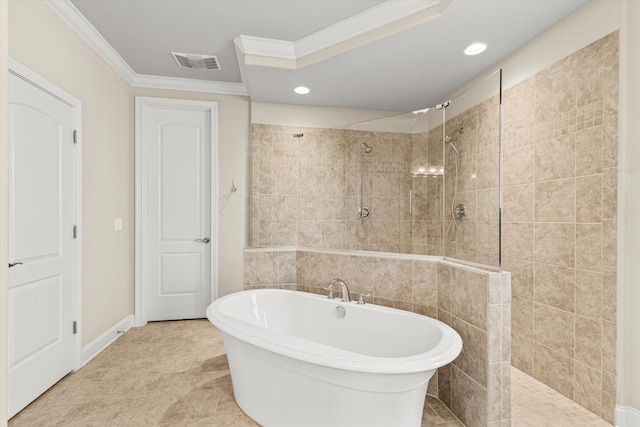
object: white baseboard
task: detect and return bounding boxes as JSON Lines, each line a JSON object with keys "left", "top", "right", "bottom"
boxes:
{"left": 81, "top": 314, "right": 135, "bottom": 366}
{"left": 617, "top": 405, "right": 640, "bottom": 427}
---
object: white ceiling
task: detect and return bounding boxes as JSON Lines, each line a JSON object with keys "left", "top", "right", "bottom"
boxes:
{"left": 68, "top": 0, "right": 588, "bottom": 112}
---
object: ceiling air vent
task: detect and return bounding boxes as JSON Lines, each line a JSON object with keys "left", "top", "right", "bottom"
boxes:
{"left": 171, "top": 52, "right": 221, "bottom": 71}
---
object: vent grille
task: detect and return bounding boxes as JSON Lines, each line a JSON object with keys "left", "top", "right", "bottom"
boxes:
{"left": 171, "top": 52, "right": 221, "bottom": 71}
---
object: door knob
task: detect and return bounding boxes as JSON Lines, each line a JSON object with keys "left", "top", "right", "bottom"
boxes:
{"left": 9, "top": 262, "right": 23, "bottom": 268}
{"left": 196, "top": 237, "right": 210, "bottom": 243}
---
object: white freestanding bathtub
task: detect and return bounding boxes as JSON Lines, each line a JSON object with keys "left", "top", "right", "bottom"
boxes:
{"left": 206, "top": 289, "right": 462, "bottom": 427}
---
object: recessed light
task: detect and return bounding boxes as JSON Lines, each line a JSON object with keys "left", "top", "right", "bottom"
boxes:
{"left": 464, "top": 42, "right": 487, "bottom": 56}
{"left": 294, "top": 86, "right": 310, "bottom": 95}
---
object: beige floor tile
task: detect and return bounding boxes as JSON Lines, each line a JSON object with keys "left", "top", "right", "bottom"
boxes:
{"left": 8, "top": 320, "right": 613, "bottom": 427}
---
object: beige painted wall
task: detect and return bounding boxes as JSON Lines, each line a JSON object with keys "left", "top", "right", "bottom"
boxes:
{"left": 132, "top": 88, "right": 250, "bottom": 298}
{"left": 619, "top": 0, "right": 640, "bottom": 413}
{"left": 1, "top": 1, "right": 9, "bottom": 425}
{"left": 8, "top": 0, "right": 134, "bottom": 347}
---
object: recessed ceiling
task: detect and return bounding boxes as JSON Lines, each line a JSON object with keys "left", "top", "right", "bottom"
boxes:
{"left": 67, "top": 0, "right": 588, "bottom": 112}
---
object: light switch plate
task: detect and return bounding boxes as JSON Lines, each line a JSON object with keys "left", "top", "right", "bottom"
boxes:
{"left": 114, "top": 218, "right": 123, "bottom": 231}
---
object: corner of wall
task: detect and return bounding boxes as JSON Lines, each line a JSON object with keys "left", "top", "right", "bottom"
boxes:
{"left": 0, "top": 1, "right": 9, "bottom": 424}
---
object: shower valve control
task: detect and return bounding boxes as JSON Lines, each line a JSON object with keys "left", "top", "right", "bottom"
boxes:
{"left": 454, "top": 204, "right": 467, "bottom": 220}
{"left": 358, "top": 207, "right": 371, "bottom": 220}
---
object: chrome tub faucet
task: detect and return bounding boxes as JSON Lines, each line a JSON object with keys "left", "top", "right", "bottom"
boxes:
{"left": 323, "top": 278, "right": 351, "bottom": 303}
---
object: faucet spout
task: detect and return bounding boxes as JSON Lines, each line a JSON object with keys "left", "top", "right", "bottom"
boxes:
{"left": 328, "top": 278, "right": 350, "bottom": 303}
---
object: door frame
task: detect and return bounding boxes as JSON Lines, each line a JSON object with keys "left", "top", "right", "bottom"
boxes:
{"left": 134, "top": 97, "right": 219, "bottom": 327}
{"left": 8, "top": 59, "right": 83, "bottom": 371}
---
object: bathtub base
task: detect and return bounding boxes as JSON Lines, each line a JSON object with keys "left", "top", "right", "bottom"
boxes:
{"left": 222, "top": 332, "right": 433, "bottom": 427}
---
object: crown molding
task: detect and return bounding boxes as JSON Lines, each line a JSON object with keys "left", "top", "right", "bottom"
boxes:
{"left": 45, "top": 0, "right": 137, "bottom": 85}
{"left": 132, "top": 74, "right": 248, "bottom": 97}
{"left": 45, "top": 0, "right": 249, "bottom": 97}
{"left": 236, "top": 0, "right": 450, "bottom": 70}
{"left": 47, "top": 0, "right": 449, "bottom": 97}
{"left": 294, "top": 0, "right": 442, "bottom": 58}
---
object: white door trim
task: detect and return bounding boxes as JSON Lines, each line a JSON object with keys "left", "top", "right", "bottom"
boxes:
{"left": 8, "top": 58, "right": 83, "bottom": 371}
{"left": 135, "top": 97, "right": 219, "bottom": 327}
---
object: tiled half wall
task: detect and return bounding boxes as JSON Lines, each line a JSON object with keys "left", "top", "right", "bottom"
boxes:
{"left": 243, "top": 247, "right": 511, "bottom": 427}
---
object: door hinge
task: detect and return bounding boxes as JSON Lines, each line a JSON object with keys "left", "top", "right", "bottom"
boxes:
{"left": 73, "top": 321, "right": 78, "bottom": 334}
{"left": 73, "top": 130, "right": 77, "bottom": 144}
{"left": 73, "top": 225, "right": 78, "bottom": 239}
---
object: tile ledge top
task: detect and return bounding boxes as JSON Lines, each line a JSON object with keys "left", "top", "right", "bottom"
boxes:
{"left": 244, "top": 247, "right": 505, "bottom": 274}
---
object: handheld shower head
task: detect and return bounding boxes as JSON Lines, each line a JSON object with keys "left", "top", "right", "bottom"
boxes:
{"left": 445, "top": 127, "right": 464, "bottom": 155}
{"left": 361, "top": 142, "right": 373, "bottom": 153}
{"left": 447, "top": 140, "right": 459, "bottom": 155}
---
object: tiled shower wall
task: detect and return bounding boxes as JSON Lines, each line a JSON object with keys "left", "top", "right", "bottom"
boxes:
{"left": 243, "top": 247, "right": 511, "bottom": 427}
{"left": 249, "top": 125, "right": 451, "bottom": 255}
{"left": 501, "top": 32, "right": 619, "bottom": 423}
{"left": 441, "top": 95, "right": 501, "bottom": 267}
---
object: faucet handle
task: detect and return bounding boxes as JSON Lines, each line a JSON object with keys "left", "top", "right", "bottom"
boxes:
{"left": 323, "top": 284, "right": 335, "bottom": 299}
{"left": 357, "top": 293, "right": 371, "bottom": 305}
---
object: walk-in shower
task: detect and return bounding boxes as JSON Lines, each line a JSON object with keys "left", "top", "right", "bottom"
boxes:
{"left": 357, "top": 142, "right": 373, "bottom": 239}
{"left": 446, "top": 127, "right": 465, "bottom": 244}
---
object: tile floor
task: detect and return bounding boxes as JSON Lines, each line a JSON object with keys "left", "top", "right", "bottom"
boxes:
{"left": 8, "top": 320, "right": 612, "bottom": 427}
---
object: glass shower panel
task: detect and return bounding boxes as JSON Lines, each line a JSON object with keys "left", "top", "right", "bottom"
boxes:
{"left": 408, "top": 107, "right": 445, "bottom": 255}
{"left": 443, "top": 69, "right": 503, "bottom": 268}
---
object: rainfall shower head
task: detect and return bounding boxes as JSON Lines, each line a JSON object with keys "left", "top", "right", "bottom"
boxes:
{"left": 362, "top": 142, "right": 373, "bottom": 153}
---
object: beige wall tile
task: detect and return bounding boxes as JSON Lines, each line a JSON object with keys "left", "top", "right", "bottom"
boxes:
{"left": 438, "top": 363, "right": 453, "bottom": 408}
{"left": 575, "top": 316, "right": 602, "bottom": 369}
{"left": 511, "top": 333, "right": 533, "bottom": 375}
{"left": 601, "top": 269, "right": 616, "bottom": 322}
{"left": 601, "top": 320, "right": 616, "bottom": 375}
{"left": 503, "top": 223, "right": 534, "bottom": 261}
{"left": 503, "top": 257, "right": 533, "bottom": 299}
{"left": 535, "top": 63, "right": 576, "bottom": 124}
{"left": 450, "top": 269, "right": 488, "bottom": 330}
{"left": 277, "top": 251, "right": 296, "bottom": 284}
{"left": 602, "top": 167, "right": 618, "bottom": 219}
{"left": 602, "top": 115, "right": 618, "bottom": 168}
{"left": 533, "top": 264, "right": 575, "bottom": 312}
{"left": 451, "top": 366, "right": 488, "bottom": 427}
{"left": 373, "top": 258, "right": 412, "bottom": 302}
{"left": 272, "top": 221, "right": 297, "bottom": 246}
{"left": 575, "top": 175, "right": 603, "bottom": 223}
{"left": 575, "top": 223, "right": 602, "bottom": 271}
{"left": 451, "top": 316, "right": 488, "bottom": 386}
{"left": 534, "top": 134, "right": 575, "bottom": 181}
{"left": 574, "top": 362, "right": 603, "bottom": 416}
{"left": 534, "top": 223, "right": 575, "bottom": 267}
{"left": 575, "top": 125, "right": 603, "bottom": 176}
{"left": 338, "top": 255, "right": 374, "bottom": 297}
{"left": 412, "top": 260, "right": 438, "bottom": 307}
{"left": 438, "top": 263, "right": 453, "bottom": 312}
{"left": 504, "top": 145, "right": 534, "bottom": 186}
{"left": 533, "top": 344, "right": 574, "bottom": 399}
{"left": 512, "top": 297, "right": 533, "bottom": 339}
{"left": 296, "top": 250, "right": 340, "bottom": 287}
{"left": 298, "top": 221, "right": 322, "bottom": 247}
{"left": 601, "top": 218, "right": 617, "bottom": 270}
{"left": 575, "top": 269, "right": 602, "bottom": 320}
{"left": 601, "top": 371, "right": 616, "bottom": 424}
{"left": 503, "top": 184, "right": 534, "bottom": 223}
{"left": 243, "top": 251, "right": 279, "bottom": 287}
{"left": 533, "top": 303, "right": 574, "bottom": 357}
{"left": 534, "top": 178, "right": 575, "bottom": 222}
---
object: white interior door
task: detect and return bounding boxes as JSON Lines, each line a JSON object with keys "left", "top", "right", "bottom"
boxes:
{"left": 139, "top": 99, "right": 216, "bottom": 322}
{"left": 8, "top": 71, "right": 77, "bottom": 417}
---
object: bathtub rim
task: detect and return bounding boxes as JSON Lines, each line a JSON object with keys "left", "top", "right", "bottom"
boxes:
{"left": 207, "top": 289, "right": 462, "bottom": 374}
